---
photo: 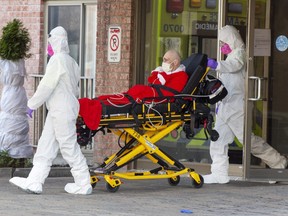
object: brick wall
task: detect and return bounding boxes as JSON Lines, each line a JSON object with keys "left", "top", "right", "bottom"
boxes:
{"left": 0, "top": 0, "right": 45, "bottom": 93}
{"left": 94, "top": 0, "right": 135, "bottom": 163}
{"left": 0, "top": 0, "right": 136, "bottom": 165}
{"left": 0, "top": 0, "right": 45, "bottom": 144}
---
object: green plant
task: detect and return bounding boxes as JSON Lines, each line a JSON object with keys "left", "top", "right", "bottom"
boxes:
{"left": 0, "top": 18, "right": 31, "bottom": 60}
{"left": 0, "top": 151, "right": 32, "bottom": 168}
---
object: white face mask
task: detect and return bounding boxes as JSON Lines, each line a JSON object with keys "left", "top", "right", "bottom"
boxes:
{"left": 162, "top": 62, "right": 172, "bottom": 73}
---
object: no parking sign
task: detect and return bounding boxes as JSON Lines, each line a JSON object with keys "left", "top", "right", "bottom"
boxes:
{"left": 108, "top": 26, "right": 121, "bottom": 63}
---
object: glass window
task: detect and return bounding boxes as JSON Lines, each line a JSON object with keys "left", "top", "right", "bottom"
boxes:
{"left": 82, "top": 5, "right": 97, "bottom": 98}
{"left": 142, "top": 0, "right": 219, "bottom": 164}
{"left": 48, "top": 5, "right": 81, "bottom": 63}
{"left": 144, "top": 0, "right": 219, "bottom": 82}
{"left": 46, "top": 2, "right": 97, "bottom": 98}
{"left": 141, "top": 0, "right": 249, "bottom": 165}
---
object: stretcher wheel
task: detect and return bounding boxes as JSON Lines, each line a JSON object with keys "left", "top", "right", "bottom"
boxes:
{"left": 106, "top": 183, "right": 120, "bottom": 193}
{"left": 91, "top": 182, "right": 97, "bottom": 189}
{"left": 168, "top": 176, "right": 180, "bottom": 186}
{"left": 192, "top": 175, "right": 204, "bottom": 188}
{"left": 90, "top": 175, "right": 99, "bottom": 189}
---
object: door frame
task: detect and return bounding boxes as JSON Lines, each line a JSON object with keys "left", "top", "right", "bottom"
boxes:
{"left": 244, "top": 0, "right": 288, "bottom": 181}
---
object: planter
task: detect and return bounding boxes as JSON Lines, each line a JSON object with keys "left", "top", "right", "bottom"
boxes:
{"left": 11, "top": 167, "right": 72, "bottom": 178}
{"left": 0, "top": 167, "right": 14, "bottom": 178}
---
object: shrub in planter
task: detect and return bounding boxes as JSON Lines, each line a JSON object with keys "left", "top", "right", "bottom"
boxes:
{"left": 0, "top": 151, "right": 32, "bottom": 168}
{"left": 0, "top": 18, "right": 31, "bottom": 60}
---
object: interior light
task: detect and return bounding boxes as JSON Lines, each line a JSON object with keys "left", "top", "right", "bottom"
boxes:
{"left": 190, "top": 0, "right": 201, "bottom": 8}
{"left": 206, "top": 0, "right": 216, "bottom": 9}
{"left": 166, "top": 0, "right": 184, "bottom": 13}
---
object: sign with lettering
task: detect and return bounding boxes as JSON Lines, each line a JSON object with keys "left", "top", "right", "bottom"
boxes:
{"left": 108, "top": 26, "right": 121, "bottom": 63}
{"left": 254, "top": 29, "right": 271, "bottom": 56}
{"left": 192, "top": 21, "right": 217, "bottom": 37}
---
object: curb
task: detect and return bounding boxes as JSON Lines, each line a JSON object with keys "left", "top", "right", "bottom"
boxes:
{"left": 0, "top": 167, "right": 72, "bottom": 178}
{"left": 0, "top": 168, "right": 14, "bottom": 178}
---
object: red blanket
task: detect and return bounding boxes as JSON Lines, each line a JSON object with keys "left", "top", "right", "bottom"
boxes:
{"left": 79, "top": 98, "right": 102, "bottom": 130}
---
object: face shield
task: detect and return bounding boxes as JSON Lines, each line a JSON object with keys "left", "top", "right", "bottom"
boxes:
{"left": 218, "top": 25, "right": 244, "bottom": 50}
{"left": 47, "top": 26, "right": 70, "bottom": 54}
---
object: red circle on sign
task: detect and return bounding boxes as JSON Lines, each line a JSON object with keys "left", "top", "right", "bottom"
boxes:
{"left": 110, "top": 34, "right": 119, "bottom": 51}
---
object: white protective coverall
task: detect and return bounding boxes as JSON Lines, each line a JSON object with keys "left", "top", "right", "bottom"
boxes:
{"left": 0, "top": 59, "right": 33, "bottom": 158}
{"left": 9, "top": 26, "right": 92, "bottom": 195}
{"left": 203, "top": 25, "right": 287, "bottom": 184}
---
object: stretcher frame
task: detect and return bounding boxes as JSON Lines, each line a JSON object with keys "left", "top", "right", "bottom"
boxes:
{"left": 82, "top": 54, "right": 225, "bottom": 192}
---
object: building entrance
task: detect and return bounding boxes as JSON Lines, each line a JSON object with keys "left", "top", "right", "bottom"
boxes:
{"left": 244, "top": 0, "right": 288, "bottom": 181}
{"left": 268, "top": 0, "right": 288, "bottom": 155}
{"left": 136, "top": 0, "right": 288, "bottom": 180}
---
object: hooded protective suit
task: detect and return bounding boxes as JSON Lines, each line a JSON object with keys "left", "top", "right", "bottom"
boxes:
{"left": 0, "top": 59, "right": 33, "bottom": 158}
{"left": 204, "top": 25, "right": 287, "bottom": 184}
{"left": 9, "top": 26, "right": 92, "bottom": 195}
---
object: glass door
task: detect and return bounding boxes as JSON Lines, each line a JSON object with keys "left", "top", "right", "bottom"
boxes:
{"left": 244, "top": 0, "right": 288, "bottom": 181}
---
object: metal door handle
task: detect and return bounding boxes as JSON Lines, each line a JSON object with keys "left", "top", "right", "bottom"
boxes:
{"left": 248, "top": 76, "right": 264, "bottom": 101}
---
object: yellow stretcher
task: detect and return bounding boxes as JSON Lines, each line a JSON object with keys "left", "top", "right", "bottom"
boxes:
{"left": 77, "top": 53, "right": 227, "bottom": 192}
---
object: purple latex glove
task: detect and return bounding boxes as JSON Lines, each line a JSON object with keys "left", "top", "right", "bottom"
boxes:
{"left": 27, "top": 108, "right": 34, "bottom": 118}
{"left": 207, "top": 58, "right": 218, "bottom": 69}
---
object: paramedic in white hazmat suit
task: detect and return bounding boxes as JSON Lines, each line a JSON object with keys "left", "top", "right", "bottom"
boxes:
{"left": 9, "top": 26, "right": 92, "bottom": 195}
{"left": 204, "top": 25, "right": 287, "bottom": 184}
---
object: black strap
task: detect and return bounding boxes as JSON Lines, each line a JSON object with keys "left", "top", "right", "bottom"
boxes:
{"left": 149, "top": 84, "right": 180, "bottom": 96}
{"left": 93, "top": 97, "right": 107, "bottom": 117}
{"left": 123, "top": 93, "right": 136, "bottom": 103}
{"left": 123, "top": 94, "right": 141, "bottom": 125}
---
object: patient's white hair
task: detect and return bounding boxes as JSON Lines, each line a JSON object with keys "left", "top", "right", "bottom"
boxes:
{"left": 167, "top": 49, "right": 181, "bottom": 65}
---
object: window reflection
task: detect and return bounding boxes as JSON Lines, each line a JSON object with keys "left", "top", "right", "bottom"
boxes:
{"left": 48, "top": 6, "right": 81, "bottom": 63}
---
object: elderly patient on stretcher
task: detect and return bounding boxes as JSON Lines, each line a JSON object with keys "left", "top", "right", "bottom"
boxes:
{"left": 79, "top": 49, "right": 188, "bottom": 130}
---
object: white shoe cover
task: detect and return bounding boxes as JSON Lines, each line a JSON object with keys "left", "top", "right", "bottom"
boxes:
{"left": 9, "top": 177, "right": 28, "bottom": 191}
{"left": 203, "top": 174, "right": 230, "bottom": 184}
{"left": 64, "top": 183, "right": 92, "bottom": 195}
{"left": 26, "top": 182, "right": 43, "bottom": 194}
{"left": 269, "top": 156, "right": 288, "bottom": 169}
{"left": 9, "top": 177, "right": 42, "bottom": 194}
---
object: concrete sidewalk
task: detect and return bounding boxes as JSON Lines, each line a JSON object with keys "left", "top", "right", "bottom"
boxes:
{"left": 1, "top": 174, "right": 288, "bottom": 216}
